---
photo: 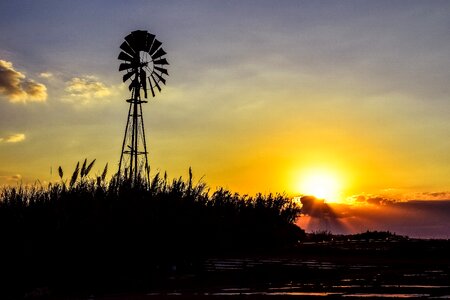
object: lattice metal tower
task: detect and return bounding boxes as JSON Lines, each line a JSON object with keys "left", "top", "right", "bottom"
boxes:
{"left": 117, "top": 30, "right": 169, "bottom": 184}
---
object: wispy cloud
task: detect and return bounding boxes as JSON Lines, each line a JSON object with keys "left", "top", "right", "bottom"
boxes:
{"left": 0, "top": 174, "right": 22, "bottom": 182}
{"left": 0, "top": 60, "right": 47, "bottom": 103}
{"left": 63, "top": 75, "right": 111, "bottom": 105}
{"left": 0, "top": 133, "right": 26, "bottom": 143}
{"left": 347, "top": 194, "right": 396, "bottom": 206}
{"left": 347, "top": 190, "right": 450, "bottom": 204}
{"left": 39, "top": 72, "right": 54, "bottom": 79}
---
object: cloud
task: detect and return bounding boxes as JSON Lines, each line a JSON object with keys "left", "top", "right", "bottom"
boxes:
{"left": 300, "top": 196, "right": 338, "bottom": 218}
{"left": 411, "top": 191, "right": 450, "bottom": 200}
{"left": 298, "top": 197, "right": 450, "bottom": 239}
{"left": 63, "top": 75, "right": 111, "bottom": 105}
{"left": 298, "top": 196, "right": 351, "bottom": 233}
{"left": 39, "top": 72, "right": 53, "bottom": 79}
{"left": 350, "top": 194, "right": 396, "bottom": 206}
{"left": 0, "top": 60, "right": 47, "bottom": 103}
{"left": 11, "top": 174, "right": 21, "bottom": 180}
{"left": 0, "top": 174, "right": 22, "bottom": 182}
{"left": 348, "top": 191, "right": 450, "bottom": 205}
{"left": 0, "top": 133, "right": 26, "bottom": 143}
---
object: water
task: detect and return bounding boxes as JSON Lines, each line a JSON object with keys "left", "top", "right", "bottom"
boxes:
{"left": 108, "top": 253, "right": 450, "bottom": 299}
{"left": 190, "top": 257, "right": 450, "bottom": 299}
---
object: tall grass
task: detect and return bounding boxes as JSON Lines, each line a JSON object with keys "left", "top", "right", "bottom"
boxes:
{"left": 0, "top": 160, "right": 303, "bottom": 297}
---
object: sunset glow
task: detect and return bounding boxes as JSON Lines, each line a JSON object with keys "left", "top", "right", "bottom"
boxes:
{"left": 297, "top": 170, "right": 342, "bottom": 202}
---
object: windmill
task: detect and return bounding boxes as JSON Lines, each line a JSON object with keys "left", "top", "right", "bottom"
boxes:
{"left": 117, "top": 30, "right": 169, "bottom": 184}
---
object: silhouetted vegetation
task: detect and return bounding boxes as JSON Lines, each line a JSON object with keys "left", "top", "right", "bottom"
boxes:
{"left": 350, "top": 230, "right": 407, "bottom": 241}
{"left": 4, "top": 160, "right": 446, "bottom": 299}
{"left": 304, "top": 230, "right": 407, "bottom": 243}
{"left": 0, "top": 160, "right": 304, "bottom": 298}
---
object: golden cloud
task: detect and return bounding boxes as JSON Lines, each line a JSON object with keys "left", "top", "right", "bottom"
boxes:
{"left": 64, "top": 75, "right": 111, "bottom": 105}
{"left": 0, "top": 60, "right": 47, "bottom": 103}
{"left": 0, "top": 133, "right": 26, "bottom": 143}
{"left": 0, "top": 174, "right": 22, "bottom": 182}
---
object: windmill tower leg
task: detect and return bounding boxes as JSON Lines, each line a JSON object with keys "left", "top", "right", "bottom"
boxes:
{"left": 118, "top": 103, "right": 132, "bottom": 179}
{"left": 118, "top": 85, "right": 150, "bottom": 185}
{"left": 138, "top": 100, "right": 151, "bottom": 183}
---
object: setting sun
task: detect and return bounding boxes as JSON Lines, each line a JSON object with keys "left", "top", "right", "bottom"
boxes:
{"left": 297, "top": 170, "right": 342, "bottom": 202}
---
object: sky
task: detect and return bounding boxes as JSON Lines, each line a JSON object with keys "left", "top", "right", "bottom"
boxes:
{"left": 1, "top": 1, "right": 450, "bottom": 237}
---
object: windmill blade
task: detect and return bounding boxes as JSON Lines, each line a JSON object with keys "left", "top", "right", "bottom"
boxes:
{"left": 119, "top": 62, "right": 137, "bottom": 71}
{"left": 118, "top": 51, "right": 134, "bottom": 62}
{"left": 120, "top": 41, "right": 135, "bottom": 56}
{"left": 153, "top": 72, "right": 166, "bottom": 85}
{"left": 151, "top": 74, "right": 161, "bottom": 92}
{"left": 153, "top": 58, "right": 169, "bottom": 65}
{"left": 140, "top": 69, "right": 147, "bottom": 98}
{"left": 123, "top": 71, "right": 134, "bottom": 82}
{"left": 148, "top": 77, "right": 155, "bottom": 97}
{"left": 124, "top": 34, "right": 135, "bottom": 49}
{"left": 144, "top": 33, "right": 155, "bottom": 52}
{"left": 131, "top": 30, "right": 148, "bottom": 51}
{"left": 151, "top": 47, "right": 166, "bottom": 60}
{"left": 149, "top": 39, "right": 162, "bottom": 55}
{"left": 154, "top": 66, "right": 169, "bottom": 75}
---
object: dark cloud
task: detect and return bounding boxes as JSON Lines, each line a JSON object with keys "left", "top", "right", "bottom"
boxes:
{"left": 351, "top": 194, "right": 396, "bottom": 206}
{"left": 300, "top": 196, "right": 338, "bottom": 218}
{"left": 299, "top": 199, "right": 450, "bottom": 239}
{"left": 0, "top": 59, "right": 47, "bottom": 103}
{"left": 299, "top": 196, "right": 351, "bottom": 233}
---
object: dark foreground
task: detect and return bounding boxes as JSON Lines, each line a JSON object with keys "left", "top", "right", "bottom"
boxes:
{"left": 3, "top": 173, "right": 448, "bottom": 299}
{"left": 24, "top": 238, "right": 450, "bottom": 300}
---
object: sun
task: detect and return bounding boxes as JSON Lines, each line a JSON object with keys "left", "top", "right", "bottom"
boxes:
{"left": 297, "top": 170, "right": 342, "bottom": 203}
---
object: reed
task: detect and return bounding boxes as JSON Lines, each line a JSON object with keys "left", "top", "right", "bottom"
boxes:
{"left": 0, "top": 160, "right": 304, "bottom": 297}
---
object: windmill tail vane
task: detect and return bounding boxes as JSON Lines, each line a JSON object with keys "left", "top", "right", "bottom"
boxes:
{"left": 117, "top": 30, "right": 169, "bottom": 185}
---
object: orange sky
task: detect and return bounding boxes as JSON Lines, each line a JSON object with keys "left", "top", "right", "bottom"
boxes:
{"left": 1, "top": 2, "right": 450, "bottom": 206}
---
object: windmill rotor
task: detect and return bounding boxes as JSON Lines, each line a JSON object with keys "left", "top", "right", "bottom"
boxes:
{"left": 118, "top": 30, "right": 169, "bottom": 98}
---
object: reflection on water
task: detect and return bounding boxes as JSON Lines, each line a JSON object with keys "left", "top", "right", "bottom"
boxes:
{"left": 381, "top": 285, "right": 450, "bottom": 289}
{"left": 145, "top": 291, "right": 448, "bottom": 298}
{"left": 199, "top": 258, "right": 450, "bottom": 299}
{"left": 342, "top": 293, "right": 430, "bottom": 298}
{"left": 211, "top": 291, "right": 343, "bottom": 296}
{"left": 139, "top": 257, "right": 450, "bottom": 299}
